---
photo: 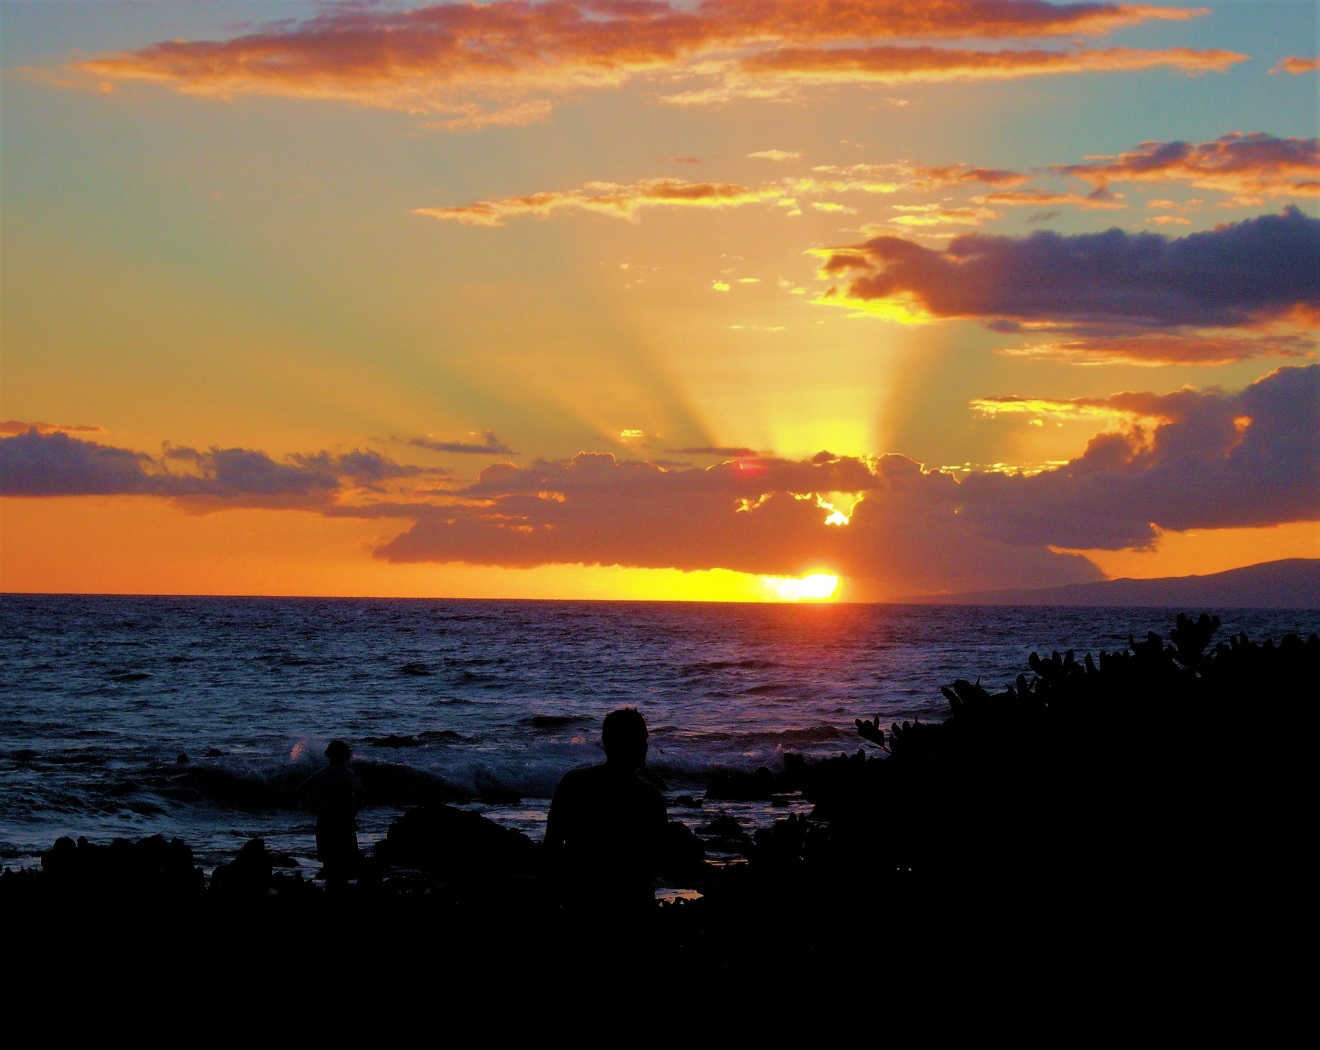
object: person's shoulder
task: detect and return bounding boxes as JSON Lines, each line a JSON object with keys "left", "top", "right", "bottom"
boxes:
{"left": 632, "top": 776, "right": 667, "bottom": 807}
{"left": 556, "top": 764, "right": 608, "bottom": 790}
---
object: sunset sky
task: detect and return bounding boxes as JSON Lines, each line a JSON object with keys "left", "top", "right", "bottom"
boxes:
{"left": 1, "top": 0, "right": 1316, "bottom": 600}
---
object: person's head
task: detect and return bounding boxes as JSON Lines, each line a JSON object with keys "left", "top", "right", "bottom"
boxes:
{"left": 601, "top": 708, "right": 648, "bottom": 768}
{"left": 325, "top": 740, "right": 351, "bottom": 766}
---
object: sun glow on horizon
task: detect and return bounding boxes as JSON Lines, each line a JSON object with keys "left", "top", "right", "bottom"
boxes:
{"left": 760, "top": 572, "right": 840, "bottom": 601}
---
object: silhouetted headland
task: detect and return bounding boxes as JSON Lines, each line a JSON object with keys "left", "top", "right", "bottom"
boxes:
{"left": 901, "top": 557, "right": 1320, "bottom": 607}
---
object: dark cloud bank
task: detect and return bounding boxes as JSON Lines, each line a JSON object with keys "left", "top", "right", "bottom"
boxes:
{"left": 821, "top": 206, "right": 1319, "bottom": 330}
{"left": 0, "top": 431, "right": 436, "bottom": 505}
{"left": 6, "top": 367, "right": 1313, "bottom": 595}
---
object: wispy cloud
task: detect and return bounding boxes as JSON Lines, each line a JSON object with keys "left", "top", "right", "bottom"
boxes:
{"left": 995, "top": 332, "right": 1315, "bottom": 366}
{"left": 73, "top": 0, "right": 1215, "bottom": 127}
{"left": 413, "top": 178, "right": 784, "bottom": 225}
{"left": 411, "top": 431, "right": 517, "bottom": 455}
{"left": 731, "top": 44, "right": 1243, "bottom": 87}
{"left": 970, "top": 188, "right": 1126, "bottom": 209}
{"left": 0, "top": 419, "right": 105, "bottom": 436}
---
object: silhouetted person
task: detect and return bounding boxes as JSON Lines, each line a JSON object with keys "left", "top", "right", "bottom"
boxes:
{"left": 545, "top": 708, "right": 668, "bottom": 910}
{"left": 296, "top": 740, "right": 365, "bottom": 884}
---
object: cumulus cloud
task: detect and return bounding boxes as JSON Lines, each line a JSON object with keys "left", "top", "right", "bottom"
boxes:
{"left": 814, "top": 207, "right": 1320, "bottom": 329}
{"left": 1056, "top": 132, "right": 1320, "bottom": 205}
{"left": 414, "top": 177, "right": 784, "bottom": 225}
{"left": 369, "top": 448, "right": 1103, "bottom": 593}
{"left": 0, "top": 429, "right": 439, "bottom": 505}
{"left": 75, "top": 0, "right": 1214, "bottom": 126}
{"left": 368, "top": 367, "right": 1317, "bottom": 591}
{"left": 957, "top": 365, "right": 1319, "bottom": 548}
{"left": 411, "top": 431, "right": 517, "bottom": 454}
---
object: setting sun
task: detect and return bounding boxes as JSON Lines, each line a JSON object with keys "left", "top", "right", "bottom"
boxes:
{"left": 761, "top": 573, "right": 840, "bottom": 602}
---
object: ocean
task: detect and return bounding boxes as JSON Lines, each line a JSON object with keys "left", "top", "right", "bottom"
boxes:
{"left": 3, "top": 595, "right": 1316, "bottom": 873}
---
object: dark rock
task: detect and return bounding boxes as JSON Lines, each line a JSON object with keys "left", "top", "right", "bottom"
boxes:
{"left": 700, "top": 816, "right": 749, "bottom": 840}
{"left": 370, "top": 734, "right": 422, "bottom": 748}
{"left": 270, "top": 870, "right": 320, "bottom": 898}
{"left": 211, "top": 838, "right": 273, "bottom": 896}
{"left": 661, "top": 820, "right": 706, "bottom": 882}
{"left": 370, "top": 730, "right": 468, "bottom": 748}
{"left": 373, "top": 805, "right": 539, "bottom": 881}
{"left": 697, "top": 815, "right": 753, "bottom": 857}
{"left": 40, "top": 834, "right": 203, "bottom": 896}
{"left": 176, "top": 753, "right": 189, "bottom": 764}
{"left": 754, "top": 812, "right": 809, "bottom": 868}
{"left": 705, "top": 766, "right": 776, "bottom": 801}
{"left": 525, "top": 714, "right": 585, "bottom": 730}
{"left": 673, "top": 795, "right": 703, "bottom": 808}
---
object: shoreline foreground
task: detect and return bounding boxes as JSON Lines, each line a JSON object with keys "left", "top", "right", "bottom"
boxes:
{"left": 5, "top": 613, "right": 1314, "bottom": 977}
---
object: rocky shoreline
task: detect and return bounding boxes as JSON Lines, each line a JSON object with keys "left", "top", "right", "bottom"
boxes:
{"left": 5, "top": 615, "right": 1313, "bottom": 972}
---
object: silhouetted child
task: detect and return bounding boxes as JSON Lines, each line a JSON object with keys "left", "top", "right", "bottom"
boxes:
{"left": 296, "top": 740, "right": 365, "bottom": 884}
{"left": 544, "top": 708, "right": 668, "bottom": 910}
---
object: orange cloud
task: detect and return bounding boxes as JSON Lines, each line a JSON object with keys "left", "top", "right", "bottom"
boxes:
{"left": 413, "top": 177, "right": 784, "bottom": 225}
{"left": 419, "top": 158, "right": 1040, "bottom": 227}
{"left": 996, "top": 332, "right": 1316, "bottom": 366}
{"left": 971, "top": 188, "right": 1127, "bottom": 209}
{"left": 1271, "top": 56, "right": 1319, "bottom": 74}
{"left": 734, "top": 44, "right": 1244, "bottom": 85}
{"left": 1057, "top": 132, "right": 1320, "bottom": 205}
{"left": 811, "top": 162, "right": 1029, "bottom": 190}
{"left": 884, "top": 203, "right": 1000, "bottom": 227}
{"left": 74, "top": 0, "right": 1213, "bottom": 124}
{"left": 0, "top": 419, "right": 105, "bottom": 436}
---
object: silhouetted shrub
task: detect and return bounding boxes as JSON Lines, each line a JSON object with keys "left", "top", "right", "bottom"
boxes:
{"left": 786, "top": 613, "right": 1317, "bottom": 922}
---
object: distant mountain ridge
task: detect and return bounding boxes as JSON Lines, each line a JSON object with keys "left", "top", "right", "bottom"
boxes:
{"left": 902, "top": 558, "right": 1320, "bottom": 609}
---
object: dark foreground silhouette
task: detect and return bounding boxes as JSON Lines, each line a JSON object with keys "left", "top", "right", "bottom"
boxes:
{"left": 543, "top": 707, "right": 668, "bottom": 909}
{"left": 296, "top": 739, "right": 365, "bottom": 882}
{"left": 5, "top": 614, "right": 1314, "bottom": 981}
